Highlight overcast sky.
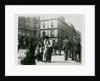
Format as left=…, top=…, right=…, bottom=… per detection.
left=64, top=15, right=84, bottom=33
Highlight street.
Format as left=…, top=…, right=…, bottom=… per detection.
left=18, top=49, right=81, bottom=65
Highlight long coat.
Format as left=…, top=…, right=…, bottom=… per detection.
left=62, top=39, right=70, bottom=53
left=46, top=46, right=53, bottom=62
left=21, top=45, right=36, bottom=65
left=73, top=40, right=80, bottom=52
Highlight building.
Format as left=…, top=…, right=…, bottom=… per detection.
left=76, top=30, right=81, bottom=41
left=40, top=16, right=77, bottom=42
left=18, top=16, right=81, bottom=44
left=18, top=16, right=40, bottom=43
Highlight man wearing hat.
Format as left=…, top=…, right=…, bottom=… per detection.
left=73, top=36, right=80, bottom=62
left=42, top=36, right=50, bottom=62
left=62, top=35, right=70, bottom=61
left=45, top=40, right=53, bottom=63
left=71, top=36, right=76, bottom=60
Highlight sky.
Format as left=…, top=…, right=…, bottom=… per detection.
left=64, top=15, right=84, bottom=33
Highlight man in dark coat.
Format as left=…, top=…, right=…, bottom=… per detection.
left=39, top=39, right=44, bottom=61
left=18, top=39, right=20, bottom=52
left=70, top=38, right=74, bottom=60
left=52, top=40, right=56, bottom=55
left=62, top=36, right=70, bottom=61
left=35, top=39, right=44, bottom=62
left=68, top=39, right=73, bottom=58
left=77, top=38, right=81, bottom=62
left=42, top=36, right=50, bottom=62
left=46, top=40, right=53, bottom=63
left=73, top=37, right=80, bottom=62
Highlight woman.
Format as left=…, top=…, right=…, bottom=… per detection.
left=21, top=39, right=36, bottom=65
left=28, top=39, right=36, bottom=65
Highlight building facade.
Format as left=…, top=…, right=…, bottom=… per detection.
left=18, top=16, right=81, bottom=44
left=18, top=16, right=40, bottom=43
left=40, top=16, right=78, bottom=42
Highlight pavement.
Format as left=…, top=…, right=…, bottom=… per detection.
left=18, top=49, right=81, bottom=65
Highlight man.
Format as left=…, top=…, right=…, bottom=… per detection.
left=59, top=41, right=62, bottom=56
left=62, top=36, right=70, bottom=61
left=46, top=40, right=53, bottom=63
left=70, top=38, right=74, bottom=60
left=77, top=38, right=81, bottom=62
left=52, top=40, right=57, bottom=55
left=73, top=37, right=80, bottom=62
left=68, top=39, right=72, bottom=58
left=18, top=40, right=20, bottom=52
left=42, top=36, right=50, bottom=62
left=36, top=39, right=44, bottom=61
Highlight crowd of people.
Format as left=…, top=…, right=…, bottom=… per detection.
left=18, top=35, right=81, bottom=65
left=18, top=34, right=37, bottom=51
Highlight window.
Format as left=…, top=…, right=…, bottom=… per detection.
left=27, top=22, right=29, bottom=27
left=36, top=24, right=39, bottom=28
left=51, top=30, right=55, bottom=37
left=61, top=24, right=63, bottom=30
left=58, top=31, right=60, bottom=37
left=51, top=22, right=54, bottom=27
left=22, top=21, right=24, bottom=26
left=27, top=17, right=30, bottom=27
left=27, top=17, right=30, bottom=21
left=19, top=20, right=23, bottom=26
left=47, top=24, right=49, bottom=28
left=47, top=31, right=49, bottom=36
left=43, top=23, right=45, bottom=28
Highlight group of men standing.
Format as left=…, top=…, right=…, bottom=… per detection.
left=62, top=36, right=81, bottom=62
